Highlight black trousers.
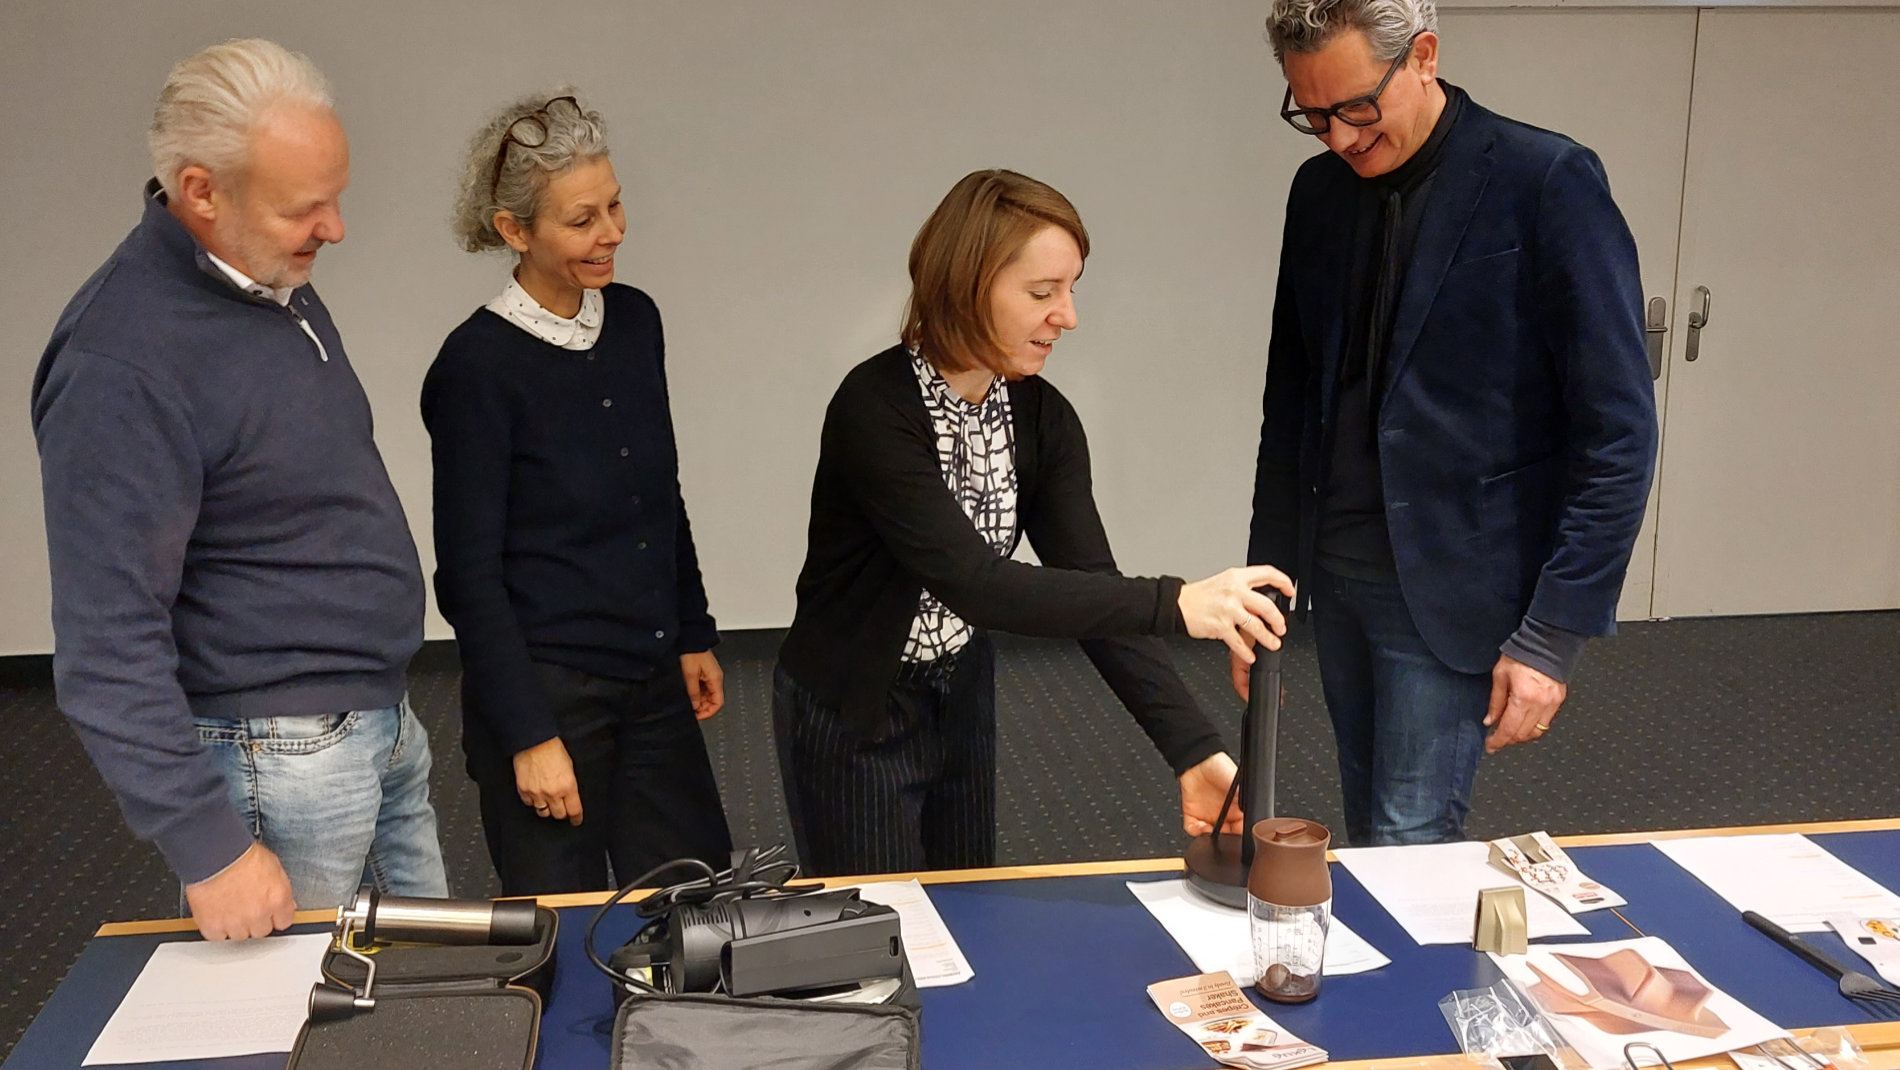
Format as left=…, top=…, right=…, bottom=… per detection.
left=773, top=633, right=997, bottom=878
left=464, top=661, right=732, bottom=896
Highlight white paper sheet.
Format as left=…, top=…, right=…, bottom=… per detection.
left=1828, top=914, right=1900, bottom=985
left=1651, top=834, right=1900, bottom=933
left=1126, top=879, right=1390, bottom=983
left=1490, top=936, right=1787, bottom=1069
left=83, top=933, right=329, bottom=1065
left=846, top=879, right=975, bottom=987
left=1333, top=842, right=1589, bottom=946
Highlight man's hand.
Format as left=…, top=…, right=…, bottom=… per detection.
left=1230, top=649, right=1251, bottom=700
left=1179, top=752, right=1245, bottom=837
left=185, top=842, right=297, bottom=940
left=1484, top=654, right=1568, bottom=753
left=514, top=736, right=584, bottom=825
left=681, top=651, right=724, bottom=721
left=1227, top=650, right=1292, bottom=707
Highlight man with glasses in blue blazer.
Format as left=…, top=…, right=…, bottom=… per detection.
left=1241, top=0, right=1658, bottom=845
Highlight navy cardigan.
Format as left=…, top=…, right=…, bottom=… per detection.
left=422, top=284, right=717, bottom=756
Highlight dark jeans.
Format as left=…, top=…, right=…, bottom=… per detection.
left=1309, top=568, right=1491, bottom=846
left=773, top=633, right=997, bottom=878
left=464, top=661, right=732, bottom=896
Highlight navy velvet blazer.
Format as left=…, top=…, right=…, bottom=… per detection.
left=1248, top=95, right=1659, bottom=675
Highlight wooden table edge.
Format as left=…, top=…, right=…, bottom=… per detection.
left=96, top=817, right=1900, bottom=936
left=1318, top=1018, right=1900, bottom=1070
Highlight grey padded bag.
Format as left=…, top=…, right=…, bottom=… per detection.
left=610, top=992, right=920, bottom=1070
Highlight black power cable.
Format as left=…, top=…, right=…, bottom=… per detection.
left=583, top=844, right=820, bottom=994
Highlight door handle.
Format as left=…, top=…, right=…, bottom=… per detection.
left=1645, top=297, right=1668, bottom=380
left=1684, top=285, right=1712, bottom=362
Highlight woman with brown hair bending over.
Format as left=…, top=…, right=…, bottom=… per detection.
left=774, top=169, right=1294, bottom=877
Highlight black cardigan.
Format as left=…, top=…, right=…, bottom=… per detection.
left=778, top=345, right=1225, bottom=775
left=421, top=284, right=717, bottom=756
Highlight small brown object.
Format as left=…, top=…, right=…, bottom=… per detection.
left=1247, top=819, right=1332, bottom=907
left=1475, top=885, right=1530, bottom=955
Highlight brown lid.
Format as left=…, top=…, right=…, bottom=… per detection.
left=1247, top=818, right=1332, bottom=907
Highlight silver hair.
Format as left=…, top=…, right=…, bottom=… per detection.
left=148, top=39, right=334, bottom=198
left=1265, top=0, right=1438, bottom=65
left=451, top=91, right=609, bottom=254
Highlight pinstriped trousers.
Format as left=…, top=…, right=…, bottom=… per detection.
left=772, top=633, right=997, bottom=878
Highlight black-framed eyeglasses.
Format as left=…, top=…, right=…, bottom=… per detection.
left=1279, top=33, right=1423, bottom=135
left=489, top=96, right=580, bottom=199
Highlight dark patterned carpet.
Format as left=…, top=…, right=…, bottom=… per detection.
left=1, top=612, right=1896, bottom=1059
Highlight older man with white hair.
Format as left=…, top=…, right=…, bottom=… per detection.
left=32, top=38, right=447, bottom=939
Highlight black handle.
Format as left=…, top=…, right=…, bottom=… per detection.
left=307, top=982, right=364, bottom=1023
left=1742, top=910, right=1851, bottom=980
left=1252, top=590, right=1289, bottom=676
left=1238, top=590, right=1291, bottom=869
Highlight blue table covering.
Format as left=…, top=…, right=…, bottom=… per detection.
left=10, top=831, right=1898, bottom=1070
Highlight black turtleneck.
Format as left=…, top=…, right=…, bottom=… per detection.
left=1316, top=82, right=1466, bottom=583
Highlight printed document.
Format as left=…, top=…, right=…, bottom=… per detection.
left=84, top=932, right=329, bottom=1065
left=847, top=879, right=975, bottom=986
left=1127, top=878, right=1389, bottom=982
left=1334, top=842, right=1589, bottom=945
left=1490, top=936, right=1787, bottom=1069
left=1652, top=834, right=1900, bottom=932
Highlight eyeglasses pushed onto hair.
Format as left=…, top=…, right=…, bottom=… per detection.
left=1279, top=33, right=1423, bottom=135
left=489, top=96, right=581, bottom=198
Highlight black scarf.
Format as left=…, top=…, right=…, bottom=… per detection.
left=1355, top=82, right=1466, bottom=434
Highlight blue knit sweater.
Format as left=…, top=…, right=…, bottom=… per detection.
left=31, top=184, right=425, bottom=884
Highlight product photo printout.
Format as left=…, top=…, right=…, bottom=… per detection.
left=1488, top=936, right=1788, bottom=1068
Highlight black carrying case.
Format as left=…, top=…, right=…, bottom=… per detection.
left=285, top=905, right=559, bottom=1070
left=610, top=991, right=921, bottom=1070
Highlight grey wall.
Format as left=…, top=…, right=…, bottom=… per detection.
left=1, top=0, right=1304, bottom=651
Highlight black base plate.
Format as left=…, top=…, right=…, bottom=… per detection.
left=1182, top=833, right=1248, bottom=909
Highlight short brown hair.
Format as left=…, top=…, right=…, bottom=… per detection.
left=902, top=169, right=1090, bottom=377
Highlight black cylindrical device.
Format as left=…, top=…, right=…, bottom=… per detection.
left=1181, top=589, right=1291, bottom=907
left=663, top=891, right=868, bottom=993
left=1238, top=621, right=1286, bottom=870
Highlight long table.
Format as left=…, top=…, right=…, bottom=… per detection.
left=9, top=819, right=1900, bottom=1070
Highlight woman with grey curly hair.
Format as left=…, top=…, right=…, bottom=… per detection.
left=421, top=92, right=732, bottom=895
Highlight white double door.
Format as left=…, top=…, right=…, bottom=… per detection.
left=1441, top=7, right=1900, bottom=619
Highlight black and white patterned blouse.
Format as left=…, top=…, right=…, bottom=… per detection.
left=902, top=352, right=1018, bottom=663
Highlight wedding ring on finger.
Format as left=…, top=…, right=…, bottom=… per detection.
left=1534, top=723, right=1550, bottom=733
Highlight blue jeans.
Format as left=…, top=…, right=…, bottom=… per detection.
left=194, top=698, right=448, bottom=909
left=1309, top=568, right=1492, bottom=846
